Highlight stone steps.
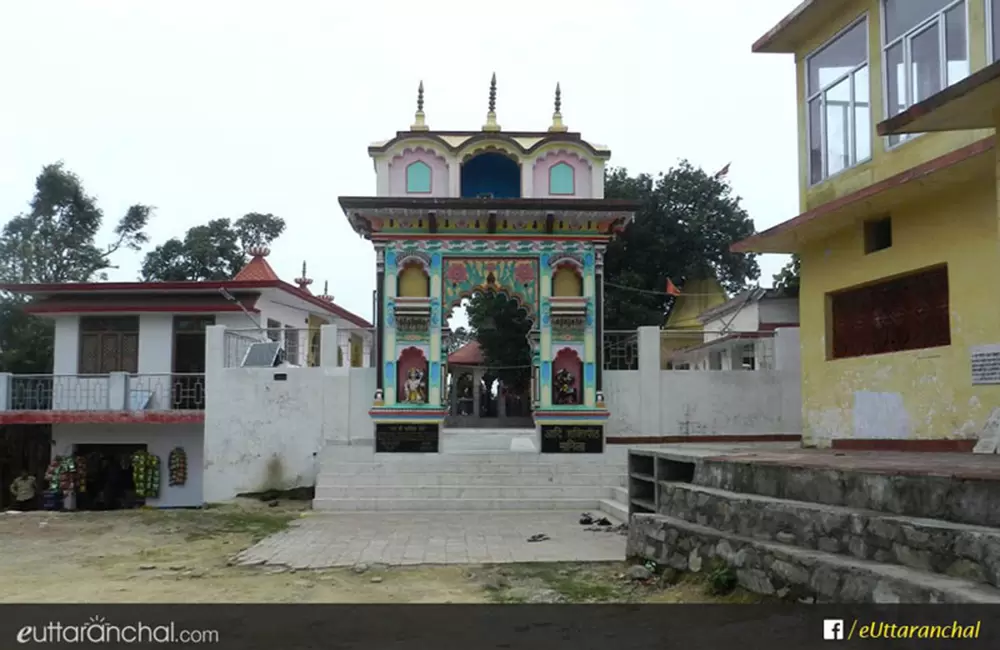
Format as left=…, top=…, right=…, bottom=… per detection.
left=315, top=485, right=612, bottom=499
left=658, top=481, right=1000, bottom=589
left=628, top=514, right=1000, bottom=604
left=317, top=462, right=625, bottom=475
left=693, top=456, right=1000, bottom=528
left=316, top=472, right=623, bottom=487
left=312, top=497, right=610, bottom=512
left=599, top=497, right=629, bottom=522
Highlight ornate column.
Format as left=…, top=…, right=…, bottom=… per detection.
left=375, top=247, right=385, bottom=396
left=595, top=245, right=605, bottom=398
left=539, top=254, right=553, bottom=407
left=383, top=247, right=398, bottom=405
left=583, top=248, right=597, bottom=407
left=428, top=252, right=443, bottom=405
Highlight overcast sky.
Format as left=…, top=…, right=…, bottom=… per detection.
left=0, top=0, right=801, bottom=324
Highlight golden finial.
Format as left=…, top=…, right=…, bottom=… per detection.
left=483, top=72, right=501, bottom=132
left=549, top=82, right=567, bottom=132
left=411, top=80, right=428, bottom=131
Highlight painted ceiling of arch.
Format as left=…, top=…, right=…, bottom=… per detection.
left=443, top=258, right=538, bottom=321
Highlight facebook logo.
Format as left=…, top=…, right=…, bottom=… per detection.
left=823, top=620, right=845, bottom=640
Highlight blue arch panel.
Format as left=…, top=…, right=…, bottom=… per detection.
left=406, top=161, right=432, bottom=193
left=549, top=162, right=575, bottom=195
left=460, top=153, right=521, bottom=198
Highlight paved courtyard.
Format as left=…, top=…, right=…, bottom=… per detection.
left=234, top=511, right=627, bottom=569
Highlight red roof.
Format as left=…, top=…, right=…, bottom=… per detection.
left=233, top=256, right=280, bottom=282
left=448, top=341, right=484, bottom=365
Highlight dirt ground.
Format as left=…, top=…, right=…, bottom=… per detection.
left=0, top=500, right=763, bottom=604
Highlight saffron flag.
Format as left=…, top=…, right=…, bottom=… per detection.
left=714, top=163, right=731, bottom=179
left=666, top=279, right=681, bottom=296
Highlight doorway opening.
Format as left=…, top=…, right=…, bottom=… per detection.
left=172, top=316, right=213, bottom=410
left=74, top=443, right=147, bottom=511
left=444, top=291, right=533, bottom=429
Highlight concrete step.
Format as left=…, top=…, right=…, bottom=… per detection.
left=317, top=462, right=626, bottom=475
left=599, top=498, right=629, bottom=522
left=312, top=497, right=605, bottom=512
left=627, top=514, right=1000, bottom=604
left=610, top=486, right=628, bottom=505
left=316, top=472, right=622, bottom=487
left=314, top=485, right=611, bottom=499
left=658, top=481, right=1000, bottom=589
left=687, top=454, right=1000, bottom=528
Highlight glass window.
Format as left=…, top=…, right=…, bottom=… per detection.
left=405, top=161, right=431, bottom=193
left=806, top=17, right=870, bottom=184
left=549, top=162, right=574, bottom=195
left=882, top=0, right=967, bottom=147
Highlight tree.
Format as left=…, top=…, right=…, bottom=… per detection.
left=0, top=163, right=152, bottom=373
left=465, top=291, right=532, bottom=392
left=140, top=213, right=286, bottom=281
left=446, top=325, right=475, bottom=353
left=772, top=255, right=800, bottom=296
left=602, top=162, right=760, bottom=330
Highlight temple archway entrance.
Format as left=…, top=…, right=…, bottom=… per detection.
left=445, top=293, right=534, bottom=429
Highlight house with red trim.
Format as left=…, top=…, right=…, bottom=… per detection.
left=0, top=247, right=371, bottom=508
left=666, top=289, right=800, bottom=371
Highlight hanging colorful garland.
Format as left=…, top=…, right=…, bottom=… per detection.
left=131, top=451, right=161, bottom=498
left=168, top=447, right=187, bottom=486
left=45, top=456, right=84, bottom=495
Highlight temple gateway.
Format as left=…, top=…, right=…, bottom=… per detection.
left=338, top=77, right=638, bottom=452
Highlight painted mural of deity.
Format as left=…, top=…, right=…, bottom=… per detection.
left=403, top=367, right=427, bottom=404
left=554, top=368, right=577, bottom=405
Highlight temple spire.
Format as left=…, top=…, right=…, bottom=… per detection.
left=483, top=73, right=501, bottom=132
left=548, top=82, right=567, bottom=132
left=318, top=280, right=334, bottom=302
left=294, top=261, right=313, bottom=291
left=410, top=80, right=428, bottom=131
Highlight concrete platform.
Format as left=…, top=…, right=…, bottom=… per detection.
left=235, top=511, right=627, bottom=569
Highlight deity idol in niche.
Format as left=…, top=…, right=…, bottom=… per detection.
left=554, top=368, right=577, bottom=405
left=403, top=367, right=427, bottom=403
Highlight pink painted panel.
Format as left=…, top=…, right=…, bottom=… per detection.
left=388, top=148, right=449, bottom=197
left=532, top=151, right=593, bottom=198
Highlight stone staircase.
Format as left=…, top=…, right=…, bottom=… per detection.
left=625, top=447, right=1000, bottom=603
left=312, top=429, right=628, bottom=517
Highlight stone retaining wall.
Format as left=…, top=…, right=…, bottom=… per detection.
left=627, top=514, right=1000, bottom=604
left=695, top=460, right=1000, bottom=528
left=659, top=482, right=1000, bottom=588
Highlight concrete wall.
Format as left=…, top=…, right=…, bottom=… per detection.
left=51, top=423, right=204, bottom=508
left=759, top=298, right=799, bottom=325
left=800, top=181, right=998, bottom=446
left=606, top=326, right=802, bottom=439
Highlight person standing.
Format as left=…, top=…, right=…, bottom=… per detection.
left=9, top=470, right=37, bottom=511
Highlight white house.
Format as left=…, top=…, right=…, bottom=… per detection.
left=0, top=247, right=372, bottom=509
left=667, top=288, right=800, bottom=371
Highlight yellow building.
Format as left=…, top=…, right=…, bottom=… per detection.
left=733, top=0, right=1000, bottom=450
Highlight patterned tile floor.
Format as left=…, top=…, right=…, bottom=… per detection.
left=235, top=511, right=626, bottom=569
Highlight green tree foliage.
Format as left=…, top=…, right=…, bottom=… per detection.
left=465, top=292, right=532, bottom=391
left=602, top=162, right=760, bottom=330
left=446, top=325, right=475, bottom=354
left=0, top=163, right=152, bottom=372
left=772, top=254, right=800, bottom=295
left=140, top=213, right=286, bottom=281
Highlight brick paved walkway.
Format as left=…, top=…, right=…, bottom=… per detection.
left=235, top=511, right=627, bottom=569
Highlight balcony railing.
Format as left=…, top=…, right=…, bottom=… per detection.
left=4, top=373, right=205, bottom=412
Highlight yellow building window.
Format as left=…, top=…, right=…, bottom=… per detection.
left=806, top=17, right=870, bottom=184
left=882, top=0, right=969, bottom=147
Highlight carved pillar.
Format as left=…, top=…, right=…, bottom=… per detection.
left=595, top=245, right=605, bottom=394
left=375, top=248, right=385, bottom=393
left=473, top=367, right=483, bottom=419
left=539, top=254, right=553, bottom=407
left=383, top=247, right=398, bottom=405
left=583, top=247, right=597, bottom=407
left=429, top=252, right=443, bottom=405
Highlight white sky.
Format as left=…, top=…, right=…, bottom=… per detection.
left=0, top=0, right=802, bottom=325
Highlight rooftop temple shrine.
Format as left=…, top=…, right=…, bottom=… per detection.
left=338, top=76, right=639, bottom=453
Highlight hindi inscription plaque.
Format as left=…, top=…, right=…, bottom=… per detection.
left=540, top=425, right=604, bottom=453
left=375, top=423, right=440, bottom=453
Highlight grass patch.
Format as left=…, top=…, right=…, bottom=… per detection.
left=181, top=511, right=295, bottom=542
